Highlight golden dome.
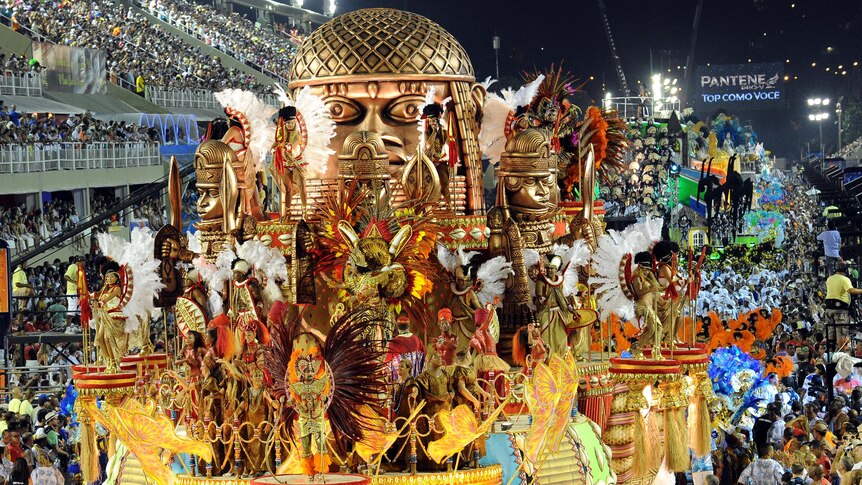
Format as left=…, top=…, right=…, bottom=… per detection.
left=289, top=8, right=474, bottom=86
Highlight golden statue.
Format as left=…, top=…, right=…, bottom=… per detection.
left=91, top=266, right=132, bottom=373
left=402, top=102, right=457, bottom=210
left=489, top=128, right=558, bottom=329
left=653, top=241, right=684, bottom=348
left=288, top=8, right=487, bottom=213
left=271, top=105, right=307, bottom=220
left=629, top=251, right=663, bottom=359
left=534, top=255, right=575, bottom=356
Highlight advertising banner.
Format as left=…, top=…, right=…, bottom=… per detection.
left=32, top=42, right=107, bottom=95
left=695, top=62, right=784, bottom=111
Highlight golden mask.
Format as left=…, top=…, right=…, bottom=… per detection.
left=497, top=129, right=557, bottom=219
left=193, top=140, right=240, bottom=222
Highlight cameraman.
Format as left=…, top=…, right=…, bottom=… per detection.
left=825, top=262, right=862, bottom=348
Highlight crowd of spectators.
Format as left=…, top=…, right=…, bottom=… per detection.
left=0, top=103, right=158, bottom=147
left=692, top=169, right=862, bottom=485
left=2, top=0, right=267, bottom=93
left=1, top=52, right=43, bottom=76
left=0, top=387, right=78, bottom=484
left=0, top=200, right=80, bottom=252
left=143, top=0, right=299, bottom=81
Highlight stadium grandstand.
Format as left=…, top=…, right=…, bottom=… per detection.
left=0, top=1, right=331, bottom=473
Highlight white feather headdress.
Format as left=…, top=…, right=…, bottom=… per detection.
left=236, top=239, right=288, bottom=302
left=197, top=247, right=237, bottom=316
left=588, top=230, right=646, bottom=321
left=273, top=84, right=337, bottom=177
left=621, top=215, right=664, bottom=249
left=558, top=239, right=592, bottom=298
left=215, top=88, right=278, bottom=172
left=479, top=74, right=545, bottom=165
left=475, top=256, right=513, bottom=306
left=436, top=244, right=480, bottom=274
left=96, top=227, right=165, bottom=332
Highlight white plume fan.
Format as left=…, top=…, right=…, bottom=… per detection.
left=273, top=84, right=337, bottom=177
left=475, top=255, right=513, bottom=306
left=236, top=239, right=288, bottom=301
left=558, top=239, right=592, bottom=298
left=96, top=228, right=165, bottom=332
left=436, top=244, right=480, bottom=274
left=588, top=230, right=646, bottom=321
left=198, top=247, right=237, bottom=316
left=479, top=74, right=545, bottom=165
left=214, top=88, right=278, bottom=172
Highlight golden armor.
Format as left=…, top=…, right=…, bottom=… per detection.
left=629, top=253, right=664, bottom=359
left=288, top=8, right=487, bottom=213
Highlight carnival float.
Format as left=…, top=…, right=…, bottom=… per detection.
left=68, top=8, right=741, bottom=485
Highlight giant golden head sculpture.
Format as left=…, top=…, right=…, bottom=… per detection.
left=289, top=8, right=486, bottom=213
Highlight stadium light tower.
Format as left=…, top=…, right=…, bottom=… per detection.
left=807, top=97, right=830, bottom=159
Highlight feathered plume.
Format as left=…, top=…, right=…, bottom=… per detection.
left=475, top=256, right=513, bottom=306
left=214, top=88, right=278, bottom=172
left=500, top=75, right=545, bottom=111
left=186, top=231, right=201, bottom=254
left=480, top=76, right=497, bottom=90
left=236, top=239, right=288, bottom=300
left=198, top=247, right=236, bottom=316
left=560, top=239, right=591, bottom=298
left=622, top=215, right=664, bottom=248
left=588, top=230, right=647, bottom=320
left=479, top=75, right=545, bottom=165
left=294, top=86, right=337, bottom=177
left=96, top=228, right=165, bottom=332
left=436, top=244, right=480, bottom=274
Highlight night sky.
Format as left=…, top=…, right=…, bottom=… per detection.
left=286, top=0, right=862, bottom=158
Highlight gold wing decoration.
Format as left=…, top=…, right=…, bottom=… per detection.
left=427, top=402, right=506, bottom=464
left=522, top=362, right=560, bottom=464
left=83, top=398, right=213, bottom=485
left=547, top=353, right=579, bottom=452
left=353, top=403, right=426, bottom=464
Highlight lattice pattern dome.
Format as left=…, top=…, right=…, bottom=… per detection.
left=289, top=8, right=474, bottom=84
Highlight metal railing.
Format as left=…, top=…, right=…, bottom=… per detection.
left=605, top=96, right=681, bottom=119
left=0, top=70, right=43, bottom=97
left=145, top=86, right=278, bottom=110
left=0, top=141, right=162, bottom=174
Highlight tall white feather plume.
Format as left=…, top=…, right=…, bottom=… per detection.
left=96, top=228, right=165, bottom=332
left=523, top=248, right=540, bottom=270
left=294, top=86, right=336, bottom=177
left=561, top=240, right=592, bottom=297
left=186, top=231, right=201, bottom=254
left=214, top=89, right=278, bottom=172
left=236, top=239, right=288, bottom=300
left=273, top=83, right=291, bottom=108
left=480, top=76, right=497, bottom=91
left=479, top=75, right=545, bottom=166
left=622, top=215, right=664, bottom=248
left=199, top=247, right=236, bottom=316
left=500, top=74, right=545, bottom=110
left=479, top=93, right=511, bottom=166
left=436, top=244, right=480, bottom=274
left=589, top=230, right=645, bottom=321
left=475, top=256, right=513, bottom=306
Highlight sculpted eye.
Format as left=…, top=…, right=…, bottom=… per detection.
left=325, top=96, right=364, bottom=124
left=385, top=95, right=425, bottom=124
